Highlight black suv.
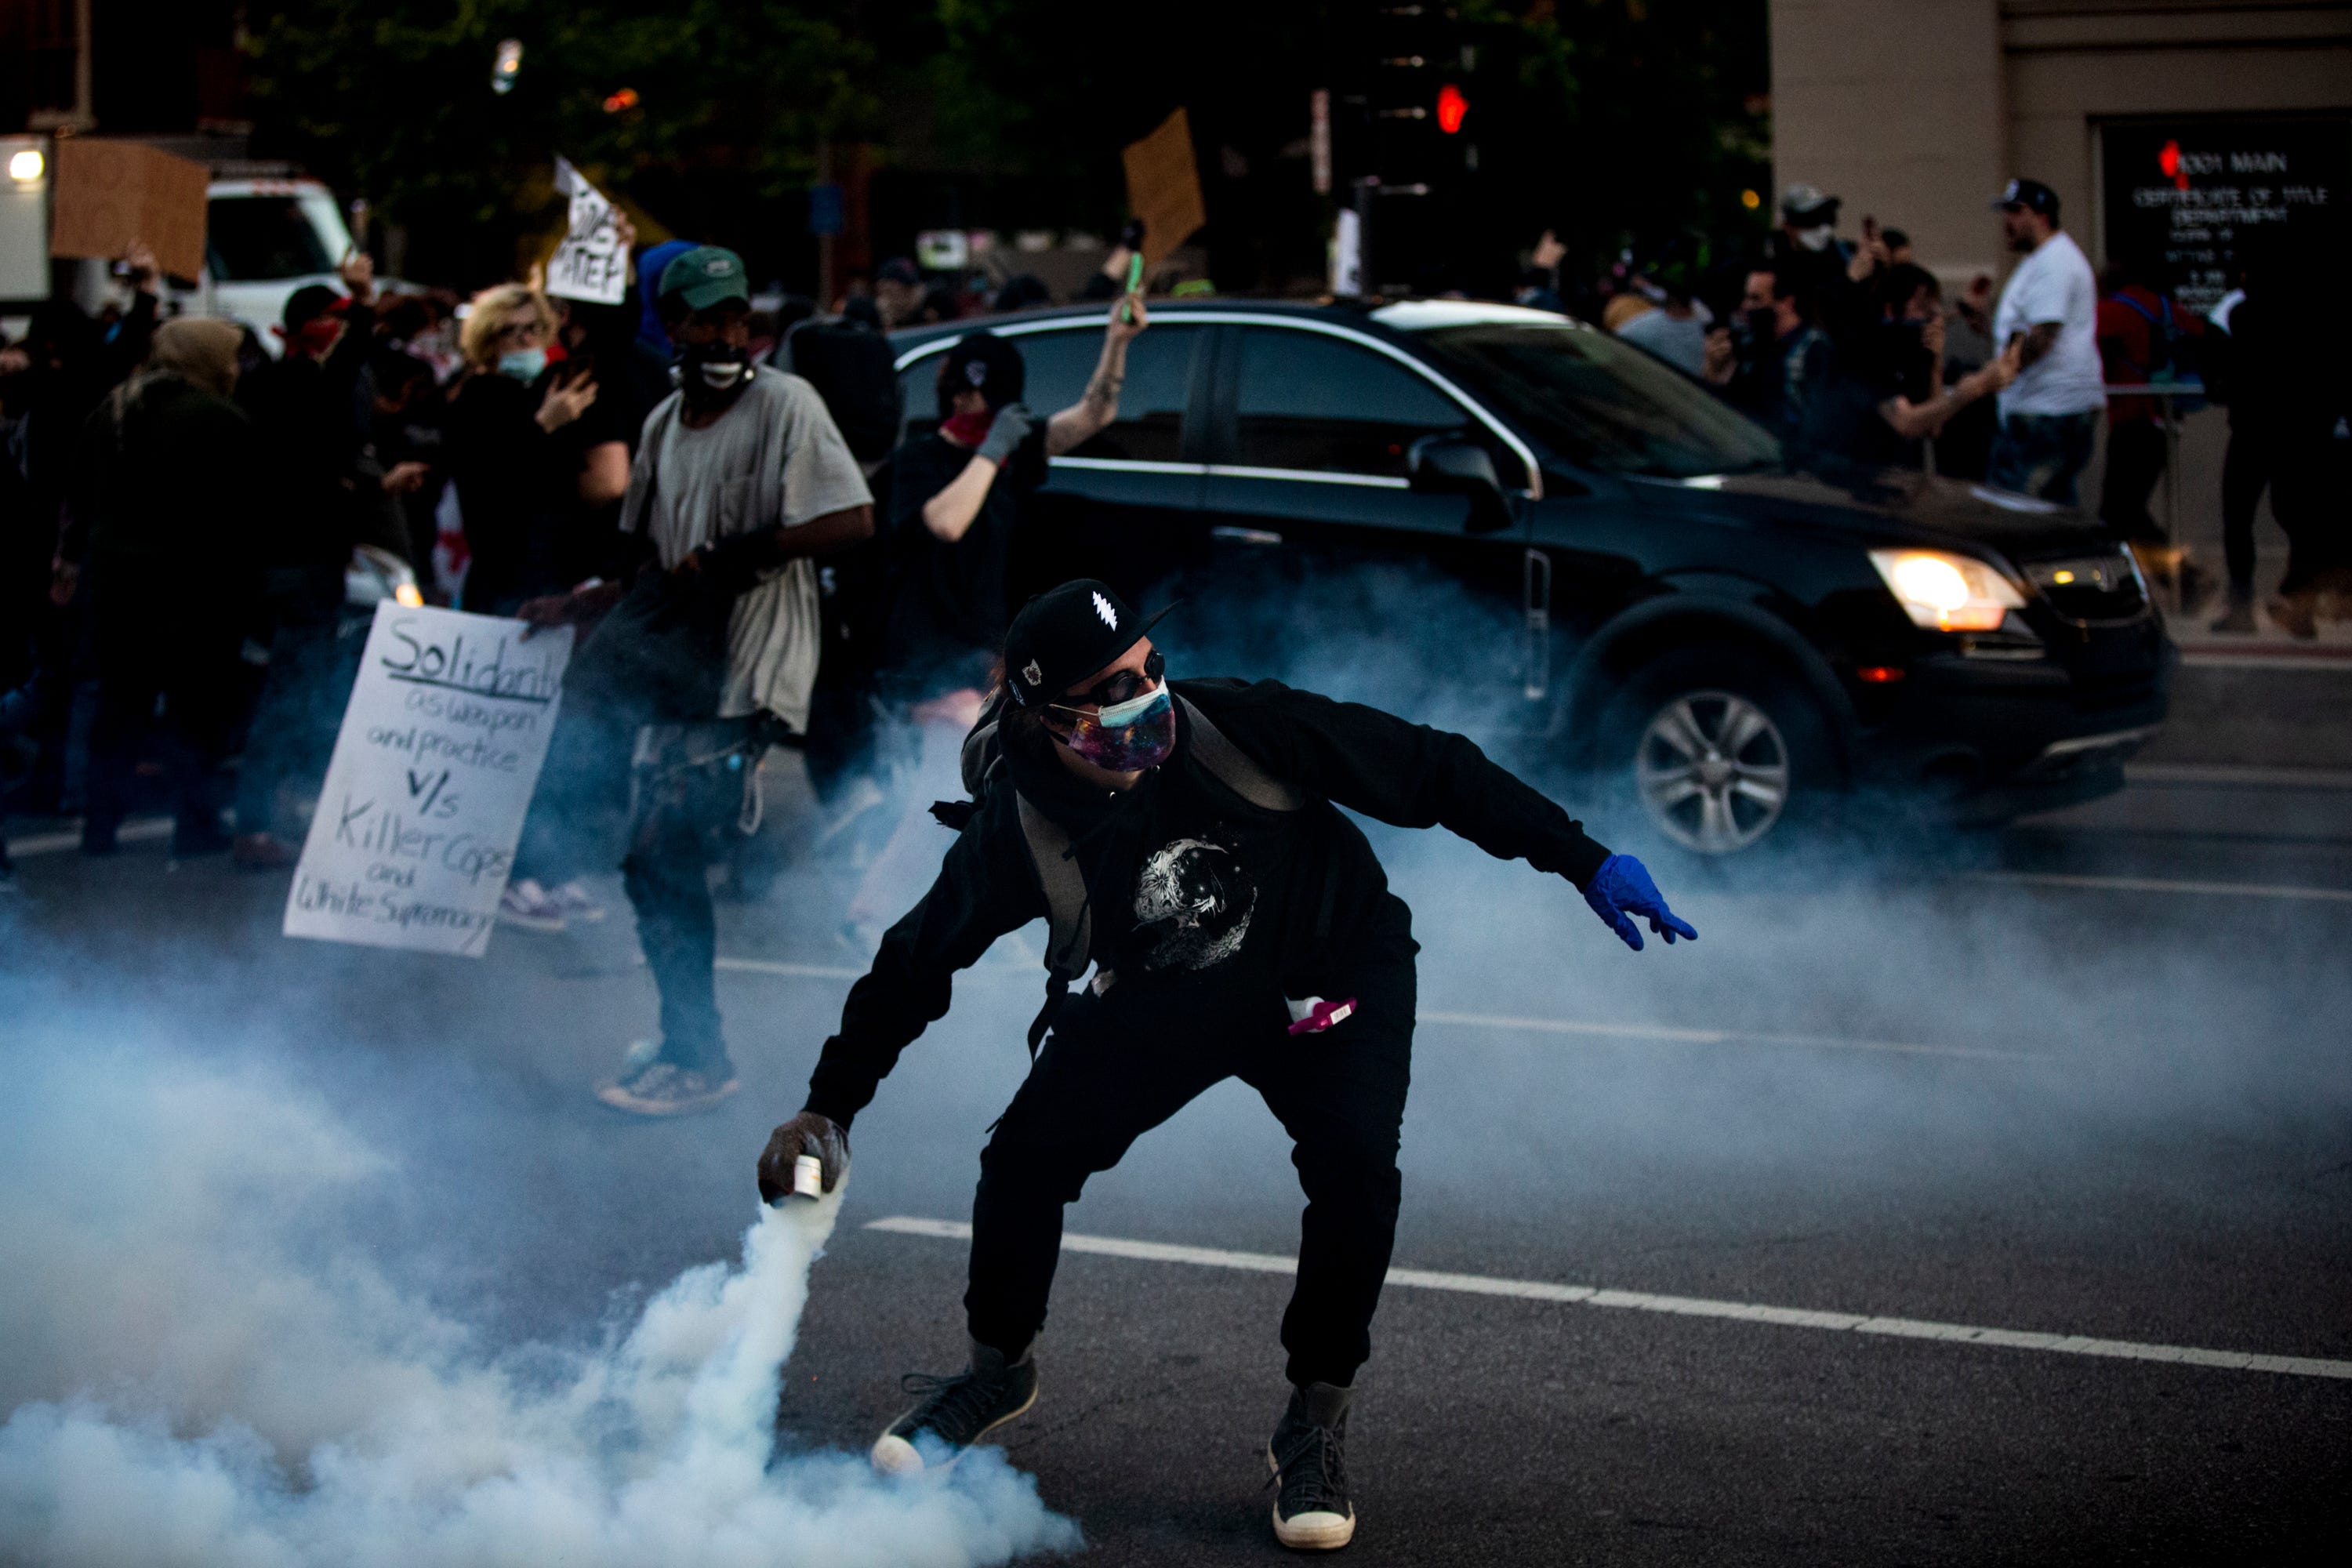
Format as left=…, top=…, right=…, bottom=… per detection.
left=889, top=300, right=2172, bottom=858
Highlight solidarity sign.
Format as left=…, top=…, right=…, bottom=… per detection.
left=545, top=154, right=630, bottom=305
left=284, top=604, right=572, bottom=956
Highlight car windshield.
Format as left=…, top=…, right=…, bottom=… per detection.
left=1408, top=321, right=1782, bottom=481
left=206, top=195, right=340, bottom=282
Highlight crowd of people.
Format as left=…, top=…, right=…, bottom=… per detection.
left=4, top=176, right=2346, bottom=912
left=0, top=214, right=1160, bottom=1116
left=1579, top=179, right=2349, bottom=636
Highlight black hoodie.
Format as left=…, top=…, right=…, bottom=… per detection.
left=802, top=677, right=1612, bottom=1127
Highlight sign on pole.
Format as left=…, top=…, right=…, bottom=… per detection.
left=1121, top=109, right=1207, bottom=265
left=285, top=604, right=572, bottom=957
left=49, top=139, right=209, bottom=282
left=545, top=155, right=630, bottom=304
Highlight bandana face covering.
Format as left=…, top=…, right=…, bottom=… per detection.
left=940, top=409, right=994, bottom=447
left=1054, top=683, right=1175, bottom=772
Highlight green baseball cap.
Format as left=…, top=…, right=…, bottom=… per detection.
left=657, top=245, right=751, bottom=313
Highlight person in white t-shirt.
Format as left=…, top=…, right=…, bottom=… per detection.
left=1986, top=179, right=2107, bottom=504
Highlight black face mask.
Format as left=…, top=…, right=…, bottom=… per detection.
left=676, top=339, right=751, bottom=404
left=1740, top=307, right=1780, bottom=348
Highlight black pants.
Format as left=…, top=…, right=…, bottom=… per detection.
left=85, top=586, right=242, bottom=841
left=967, top=953, right=1416, bottom=1389
left=2099, top=422, right=2170, bottom=546
left=235, top=565, right=347, bottom=836
left=2220, top=429, right=2276, bottom=597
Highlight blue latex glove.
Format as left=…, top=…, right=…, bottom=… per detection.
left=1582, top=855, right=1698, bottom=952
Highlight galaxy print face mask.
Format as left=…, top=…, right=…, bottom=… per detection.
left=1050, top=683, right=1175, bottom=772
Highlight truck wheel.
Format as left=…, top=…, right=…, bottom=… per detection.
left=1598, top=648, right=1834, bottom=858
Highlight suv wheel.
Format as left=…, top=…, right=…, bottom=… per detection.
left=1599, top=649, right=1833, bottom=858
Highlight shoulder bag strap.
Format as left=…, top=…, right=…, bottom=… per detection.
left=1177, top=695, right=1305, bottom=811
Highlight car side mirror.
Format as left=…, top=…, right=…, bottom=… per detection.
left=1408, top=434, right=1514, bottom=533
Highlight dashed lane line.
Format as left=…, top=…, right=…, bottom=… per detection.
left=1963, top=870, right=2352, bottom=902
left=1414, top=1010, right=2036, bottom=1063
left=8, top=817, right=173, bottom=857
left=865, top=1216, right=2352, bottom=1384
left=708, top=958, right=2038, bottom=1064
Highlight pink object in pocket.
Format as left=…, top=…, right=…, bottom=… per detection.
left=1285, top=996, right=1359, bottom=1036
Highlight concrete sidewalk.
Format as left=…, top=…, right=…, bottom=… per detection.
left=2149, top=645, right=2352, bottom=771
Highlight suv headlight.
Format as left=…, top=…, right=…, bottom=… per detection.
left=1868, top=549, right=2024, bottom=633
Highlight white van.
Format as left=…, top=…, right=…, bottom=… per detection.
left=164, top=176, right=361, bottom=354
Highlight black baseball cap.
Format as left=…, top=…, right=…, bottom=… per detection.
left=282, top=284, right=347, bottom=331
left=1003, top=579, right=1174, bottom=708
left=1994, top=178, right=2060, bottom=218
left=938, top=329, right=1026, bottom=413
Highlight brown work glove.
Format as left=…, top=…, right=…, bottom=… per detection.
left=757, top=1109, right=851, bottom=1203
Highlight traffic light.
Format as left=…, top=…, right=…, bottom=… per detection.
left=1436, top=84, right=1468, bottom=134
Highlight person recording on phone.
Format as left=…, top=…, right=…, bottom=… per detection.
left=759, top=578, right=1697, bottom=1552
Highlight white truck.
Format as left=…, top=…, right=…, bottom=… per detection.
left=1, top=138, right=375, bottom=355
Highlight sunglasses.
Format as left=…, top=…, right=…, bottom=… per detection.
left=1047, top=648, right=1165, bottom=717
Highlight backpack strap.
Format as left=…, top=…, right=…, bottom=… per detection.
left=1178, top=695, right=1305, bottom=811
left=1014, top=790, right=1091, bottom=1054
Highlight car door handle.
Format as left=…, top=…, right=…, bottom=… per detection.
left=1210, top=526, right=1284, bottom=546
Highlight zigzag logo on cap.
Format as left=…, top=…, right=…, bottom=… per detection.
left=1092, top=591, right=1118, bottom=630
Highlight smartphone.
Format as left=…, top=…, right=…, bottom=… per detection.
left=1122, top=252, right=1144, bottom=323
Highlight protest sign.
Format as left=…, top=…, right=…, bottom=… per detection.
left=49, top=139, right=209, bottom=282
left=285, top=604, right=572, bottom=957
left=545, top=155, right=630, bottom=304
left=1121, top=109, right=1207, bottom=266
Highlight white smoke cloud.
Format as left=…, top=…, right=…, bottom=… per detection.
left=0, top=1040, right=1080, bottom=1568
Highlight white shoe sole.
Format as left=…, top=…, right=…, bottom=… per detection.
left=1267, top=1447, right=1356, bottom=1551
left=593, top=1076, right=741, bottom=1117
left=869, top=1377, right=1039, bottom=1475
left=498, top=906, right=566, bottom=933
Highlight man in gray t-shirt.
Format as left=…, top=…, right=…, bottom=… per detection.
left=521, top=245, right=873, bottom=1116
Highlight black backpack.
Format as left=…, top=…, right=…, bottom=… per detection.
left=942, top=690, right=1307, bottom=1051
left=776, top=316, right=902, bottom=463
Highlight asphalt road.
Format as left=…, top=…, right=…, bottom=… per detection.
left=5, top=760, right=2350, bottom=1565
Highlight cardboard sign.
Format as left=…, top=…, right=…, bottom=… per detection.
left=1121, top=109, right=1207, bottom=265
left=285, top=604, right=572, bottom=957
left=49, top=139, right=209, bottom=282
left=544, top=155, right=630, bottom=304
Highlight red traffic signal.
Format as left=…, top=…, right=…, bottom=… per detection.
left=1436, top=83, right=1468, bottom=134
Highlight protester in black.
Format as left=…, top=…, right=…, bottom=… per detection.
left=231, top=252, right=401, bottom=866
left=1795, top=265, right=2018, bottom=474
left=759, top=579, right=1697, bottom=1552
left=442, top=282, right=615, bottom=617
left=843, top=291, right=1149, bottom=940
left=62, top=320, right=256, bottom=855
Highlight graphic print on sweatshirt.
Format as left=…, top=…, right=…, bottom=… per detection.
left=1134, top=833, right=1258, bottom=972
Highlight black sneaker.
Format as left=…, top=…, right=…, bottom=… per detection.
left=870, top=1338, right=1039, bottom=1475
left=1267, top=1381, right=1356, bottom=1551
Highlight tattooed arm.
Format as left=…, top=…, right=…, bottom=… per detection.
left=1045, top=289, right=1149, bottom=456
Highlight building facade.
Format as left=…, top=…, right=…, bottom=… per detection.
left=1769, top=0, right=2351, bottom=299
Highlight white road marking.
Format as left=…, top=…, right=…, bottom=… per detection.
left=864, top=1217, right=2352, bottom=1383
left=2129, top=762, right=2352, bottom=791
left=715, top=956, right=864, bottom=982
left=1416, top=1011, right=2036, bottom=1063
left=1965, top=870, right=2352, bottom=903
left=7, top=818, right=173, bottom=857
left=708, top=958, right=2032, bottom=1064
